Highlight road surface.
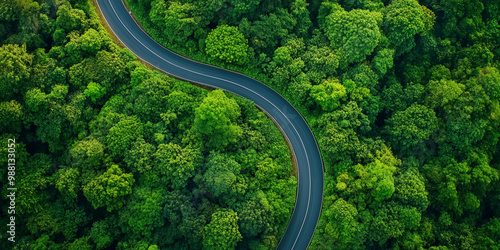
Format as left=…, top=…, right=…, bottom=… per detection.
left=96, top=0, right=324, bottom=248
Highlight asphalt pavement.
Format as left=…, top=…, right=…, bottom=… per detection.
left=96, top=0, right=324, bottom=248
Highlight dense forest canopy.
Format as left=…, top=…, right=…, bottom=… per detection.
left=1, top=0, right=500, bottom=249
left=122, top=0, right=500, bottom=248
left=0, top=0, right=296, bottom=249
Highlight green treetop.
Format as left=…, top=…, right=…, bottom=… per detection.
left=83, top=165, right=135, bottom=212
left=203, top=209, right=242, bottom=250
left=193, top=89, right=242, bottom=149
left=324, top=6, right=383, bottom=64
left=205, top=24, right=249, bottom=65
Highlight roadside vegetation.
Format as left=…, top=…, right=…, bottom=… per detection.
left=1, top=0, right=500, bottom=249
left=0, top=0, right=295, bottom=249
left=125, top=0, right=500, bottom=249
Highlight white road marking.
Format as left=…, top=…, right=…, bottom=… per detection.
left=99, top=0, right=313, bottom=248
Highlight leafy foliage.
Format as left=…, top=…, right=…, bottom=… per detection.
left=324, top=5, right=383, bottom=63
left=205, top=24, right=249, bottom=65
left=202, top=209, right=243, bottom=250
left=193, top=89, right=243, bottom=149
left=83, top=165, right=135, bottom=212
left=3, top=0, right=500, bottom=249
left=0, top=2, right=295, bottom=249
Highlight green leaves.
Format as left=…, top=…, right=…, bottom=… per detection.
left=154, top=143, right=200, bottom=189
left=84, top=81, right=107, bottom=103
left=83, top=165, right=135, bottom=212
left=55, top=3, right=85, bottom=33
left=107, top=116, right=144, bottom=158
left=202, top=151, right=242, bottom=199
left=323, top=198, right=360, bottom=247
left=55, top=167, right=80, bottom=200
left=193, top=90, right=242, bottom=149
left=70, top=138, right=104, bottom=169
left=122, top=187, right=167, bottom=237
left=205, top=24, right=249, bottom=65
left=311, top=78, right=347, bottom=111
left=235, top=191, right=272, bottom=238
left=202, top=209, right=242, bottom=250
left=479, top=67, right=500, bottom=100
left=383, top=0, right=435, bottom=52
left=150, top=0, right=201, bottom=45
left=371, top=49, right=394, bottom=77
left=0, top=44, right=32, bottom=100
left=393, top=168, right=429, bottom=211
left=386, top=104, right=438, bottom=153
left=80, top=29, right=104, bottom=56
left=0, top=100, right=22, bottom=133
left=15, top=152, right=51, bottom=215
left=324, top=6, right=383, bottom=64
left=425, top=79, right=465, bottom=109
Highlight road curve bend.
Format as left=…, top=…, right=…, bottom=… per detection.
left=96, top=0, right=324, bottom=248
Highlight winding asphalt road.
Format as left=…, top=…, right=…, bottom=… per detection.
left=96, top=0, right=324, bottom=248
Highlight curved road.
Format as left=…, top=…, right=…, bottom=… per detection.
left=96, top=0, right=324, bottom=248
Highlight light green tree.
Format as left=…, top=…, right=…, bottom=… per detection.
left=107, top=116, right=143, bottom=158
left=154, top=143, right=200, bottom=189
left=55, top=3, right=85, bottom=32
left=310, top=78, right=347, bottom=111
left=479, top=67, right=500, bottom=100
left=324, top=198, right=361, bottom=247
left=80, top=28, right=104, bottom=56
left=84, top=81, right=107, bottom=103
left=394, top=168, right=429, bottom=211
left=203, top=209, right=242, bottom=250
left=206, top=24, right=249, bottom=65
left=55, top=167, right=80, bottom=201
left=149, top=0, right=201, bottom=44
left=425, top=79, right=465, bottom=109
left=372, top=49, right=394, bottom=77
left=83, top=165, right=135, bottom=212
left=193, top=90, right=242, bottom=149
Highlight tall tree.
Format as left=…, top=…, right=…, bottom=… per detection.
left=106, top=116, right=144, bottom=158
left=203, top=209, right=242, bottom=250
left=383, top=0, right=435, bottom=54
left=310, top=78, right=347, bottom=111
left=205, top=25, right=249, bottom=65
left=324, top=6, right=383, bottom=63
left=83, top=165, right=135, bottom=212
left=202, top=152, right=242, bottom=199
left=386, top=104, right=438, bottom=154
left=193, top=90, right=242, bottom=150
left=0, top=44, right=32, bottom=101
left=154, top=143, right=201, bottom=189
